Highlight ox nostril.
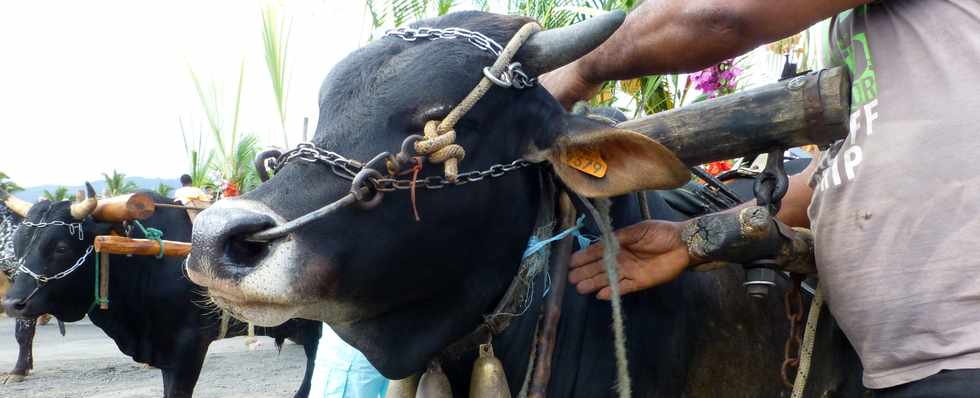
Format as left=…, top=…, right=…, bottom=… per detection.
left=215, top=211, right=276, bottom=269
left=225, top=236, right=270, bottom=268
left=2, top=297, right=25, bottom=314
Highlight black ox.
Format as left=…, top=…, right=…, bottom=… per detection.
left=187, top=11, right=863, bottom=397
left=0, top=186, right=322, bottom=398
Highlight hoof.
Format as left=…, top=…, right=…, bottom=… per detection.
left=0, top=372, right=27, bottom=384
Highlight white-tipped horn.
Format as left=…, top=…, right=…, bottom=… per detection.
left=516, top=10, right=626, bottom=77
left=70, top=182, right=98, bottom=220
left=0, top=187, right=33, bottom=218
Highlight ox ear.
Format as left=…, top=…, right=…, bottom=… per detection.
left=524, top=115, right=689, bottom=198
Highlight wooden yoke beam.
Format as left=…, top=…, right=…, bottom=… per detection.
left=619, top=66, right=850, bottom=166
left=93, top=192, right=156, bottom=222
left=94, top=235, right=191, bottom=257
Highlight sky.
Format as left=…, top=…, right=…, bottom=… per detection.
left=0, top=0, right=372, bottom=187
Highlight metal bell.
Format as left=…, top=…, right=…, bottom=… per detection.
left=385, top=373, right=419, bottom=398
left=469, top=344, right=511, bottom=398
left=417, top=360, right=453, bottom=398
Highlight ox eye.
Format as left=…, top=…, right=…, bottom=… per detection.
left=54, top=245, right=70, bottom=255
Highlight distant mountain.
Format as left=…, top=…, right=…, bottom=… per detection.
left=18, top=177, right=181, bottom=202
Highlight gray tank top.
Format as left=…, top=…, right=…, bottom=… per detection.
left=809, top=0, right=980, bottom=389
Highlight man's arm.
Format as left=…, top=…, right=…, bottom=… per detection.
left=542, top=0, right=869, bottom=108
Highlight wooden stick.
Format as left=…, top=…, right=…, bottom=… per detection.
left=619, top=66, right=850, bottom=166
left=93, top=193, right=156, bottom=222
left=94, top=236, right=191, bottom=257
left=527, top=193, right=576, bottom=398
left=99, top=252, right=110, bottom=310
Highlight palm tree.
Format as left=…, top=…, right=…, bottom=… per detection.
left=156, top=183, right=175, bottom=198
left=102, top=170, right=139, bottom=197
left=0, top=171, right=22, bottom=193
left=42, top=186, right=70, bottom=202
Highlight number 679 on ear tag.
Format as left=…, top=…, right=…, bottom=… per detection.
left=565, top=148, right=608, bottom=178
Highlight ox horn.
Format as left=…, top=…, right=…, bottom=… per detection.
left=70, top=182, right=98, bottom=220
left=517, top=10, right=626, bottom=77
left=0, top=187, right=33, bottom=218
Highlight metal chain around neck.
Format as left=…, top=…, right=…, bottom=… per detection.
left=268, top=142, right=531, bottom=192
left=17, top=245, right=94, bottom=284
left=384, top=26, right=536, bottom=89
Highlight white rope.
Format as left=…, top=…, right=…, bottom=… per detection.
left=584, top=198, right=631, bottom=398
left=791, top=285, right=824, bottom=398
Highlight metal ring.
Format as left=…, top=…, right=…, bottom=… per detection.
left=483, top=67, right=512, bottom=88
left=254, top=148, right=283, bottom=182
left=350, top=169, right=384, bottom=210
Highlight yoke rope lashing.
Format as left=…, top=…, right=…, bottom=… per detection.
left=132, top=220, right=165, bottom=259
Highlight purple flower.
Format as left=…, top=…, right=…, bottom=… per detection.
left=690, top=59, right=741, bottom=98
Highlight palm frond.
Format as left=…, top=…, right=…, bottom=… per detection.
left=42, top=186, right=70, bottom=202
left=261, top=5, right=291, bottom=147
left=0, top=171, right=22, bottom=193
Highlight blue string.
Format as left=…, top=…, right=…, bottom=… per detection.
left=523, top=215, right=596, bottom=259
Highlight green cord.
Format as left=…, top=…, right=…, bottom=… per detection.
left=132, top=220, right=165, bottom=259
left=88, top=251, right=108, bottom=312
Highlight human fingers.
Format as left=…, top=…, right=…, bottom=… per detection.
left=569, top=259, right=605, bottom=284
left=574, top=270, right=610, bottom=294
left=596, top=279, right=639, bottom=300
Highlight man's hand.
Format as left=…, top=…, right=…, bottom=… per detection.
left=569, top=220, right=693, bottom=300
left=539, top=63, right=601, bottom=110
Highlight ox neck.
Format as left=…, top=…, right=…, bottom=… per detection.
left=440, top=170, right=558, bottom=359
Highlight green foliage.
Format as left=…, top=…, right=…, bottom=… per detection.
left=189, top=62, right=259, bottom=194
left=0, top=171, right=22, bottom=193
left=179, top=117, right=215, bottom=189
left=261, top=5, right=291, bottom=148
left=42, top=186, right=70, bottom=202
left=101, top=170, right=138, bottom=197
left=156, top=183, right=174, bottom=198
left=366, top=0, right=457, bottom=29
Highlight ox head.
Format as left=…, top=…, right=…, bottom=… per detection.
left=1, top=183, right=113, bottom=321
left=186, top=11, right=688, bottom=377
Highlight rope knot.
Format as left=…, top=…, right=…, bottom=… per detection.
left=414, top=120, right=466, bottom=181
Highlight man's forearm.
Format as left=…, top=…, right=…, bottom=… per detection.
left=579, top=0, right=868, bottom=82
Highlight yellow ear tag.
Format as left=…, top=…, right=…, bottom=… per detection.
left=566, top=148, right=608, bottom=178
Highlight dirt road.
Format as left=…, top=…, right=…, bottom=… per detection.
left=0, top=317, right=312, bottom=398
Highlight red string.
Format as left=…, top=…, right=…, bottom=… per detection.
left=410, top=157, right=423, bottom=222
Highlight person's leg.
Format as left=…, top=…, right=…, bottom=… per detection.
left=873, top=369, right=980, bottom=398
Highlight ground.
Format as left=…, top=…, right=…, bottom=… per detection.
left=0, top=317, right=310, bottom=398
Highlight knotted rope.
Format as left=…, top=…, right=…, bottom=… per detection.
left=413, top=22, right=541, bottom=181
left=132, top=220, right=165, bottom=259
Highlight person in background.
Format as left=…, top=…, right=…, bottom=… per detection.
left=309, top=324, right=389, bottom=398
left=543, top=1, right=980, bottom=396
left=173, top=174, right=210, bottom=206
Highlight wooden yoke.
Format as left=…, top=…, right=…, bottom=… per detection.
left=94, top=235, right=191, bottom=257
left=93, top=192, right=156, bottom=222
left=619, top=66, right=850, bottom=166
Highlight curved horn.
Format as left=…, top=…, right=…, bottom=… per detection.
left=70, top=182, right=98, bottom=220
left=517, top=10, right=626, bottom=77
left=0, top=187, right=33, bottom=218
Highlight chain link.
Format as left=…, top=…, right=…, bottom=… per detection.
left=21, top=220, right=85, bottom=240
left=16, top=245, right=94, bottom=284
left=384, top=26, right=536, bottom=89
left=271, top=142, right=531, bottom=193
